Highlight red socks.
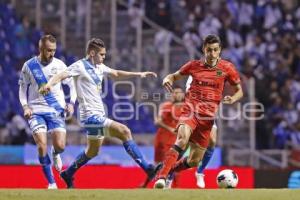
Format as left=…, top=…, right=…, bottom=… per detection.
left=157, top=148, right=179, bottom=179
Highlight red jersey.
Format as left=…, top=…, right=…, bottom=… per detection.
left=179, top=59, right=241, bottom=117
left=154, top=101, right=182, bottom=162
left=159, top=101, right=182, bottom=128
left=155, top=101, right=182, bottom=144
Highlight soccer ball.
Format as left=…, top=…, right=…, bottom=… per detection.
left=216, top=169, right=238, bottom=188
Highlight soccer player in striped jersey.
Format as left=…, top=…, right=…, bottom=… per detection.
left=18, top=34, right=76, bottom=189
left=39, top=38, right=160, bottom=188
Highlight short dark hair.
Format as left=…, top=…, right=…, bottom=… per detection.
left=40, top=34, right=56, bottom=44
left=86, top=38, right=105, bottom=53
left=203, top=34, right=221, bottom=47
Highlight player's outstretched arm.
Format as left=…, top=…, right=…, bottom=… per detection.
left=39, top=70, right=70, bottom=95
left=108, top=69, right=157, bottom=80
left=223, top=83, right=243, bottom=104
left=162, top=71, right=185, bottom=93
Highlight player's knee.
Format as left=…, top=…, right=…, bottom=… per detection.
left=53, top=142, right=65, bottom=153
left=176, top=125, right=191, bottom=146
left=176, top=134, right=189, bottom=149
left=176, top=139, right=188, bottom=150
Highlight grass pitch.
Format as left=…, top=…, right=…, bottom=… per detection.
left=0, top=189, right=299, bottom=200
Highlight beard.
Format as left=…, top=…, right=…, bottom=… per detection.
left=40, top=55, right=53, bottom=65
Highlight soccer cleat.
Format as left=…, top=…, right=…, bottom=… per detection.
left=51, top=147, right=63, bottom=172
left=154, top=178, right=166, bottom=189
left=47, top=183, right=58, bottom=189
left=139, top=163, right=163, bottom=188
left=165, top=178, right=173, bottom=189
left=147, top=163, right=163, bottom=180
left=60, top=171, right=74, bottom=189
left=165, top=172, right=174, bottom=189
left=195, top=172, right=205, bottom=188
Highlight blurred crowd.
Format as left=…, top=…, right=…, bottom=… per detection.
left=2, top=0, right=300, bottom=150
left=0, top=3, right=77, bottom=145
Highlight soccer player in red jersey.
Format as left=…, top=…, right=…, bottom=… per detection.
left=154, top=87, right=184, bottom=165
left=141, top=86, right=184, bottom=188
left=154, top=34, right=244, bottom=188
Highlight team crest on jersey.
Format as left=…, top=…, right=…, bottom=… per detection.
left=51, top=67, right=58, bottom=74
left=216, top=70, right=223, bottom=76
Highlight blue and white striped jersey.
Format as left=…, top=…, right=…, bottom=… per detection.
left=19, top=56, right=73, bottom=114
left=66, top=59, right=112, bottom=121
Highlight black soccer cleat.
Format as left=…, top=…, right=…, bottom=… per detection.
left=147, top=162, right=163, bottom=180
left=60, top=170, right=74, bottom=189
left=140, top=163, right=163, bottom=188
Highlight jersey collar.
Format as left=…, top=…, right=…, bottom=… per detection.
left=203, top=58, right=220, bottom=69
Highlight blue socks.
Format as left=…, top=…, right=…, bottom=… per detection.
left=123, top=140, right=151, bottom=172
left=39, top=154, right=55, bottom=184
left=197, top=147, right=214, bottom=173
left=65, top=151, right=91, bottom=177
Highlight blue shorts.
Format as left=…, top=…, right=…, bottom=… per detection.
left=82, top=115, right=113, bottom=140
left=28, top=112, right=66, bottom=134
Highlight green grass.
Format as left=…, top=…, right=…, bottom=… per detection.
left=0, top=189, right=299, bottom=200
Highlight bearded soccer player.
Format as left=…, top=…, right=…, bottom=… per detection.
left=18, top=35, right=76, bottom=189
left=154, top=34, right=243, bottom=188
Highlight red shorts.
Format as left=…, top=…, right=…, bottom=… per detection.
left=178, top=108, right=214, bottom=148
